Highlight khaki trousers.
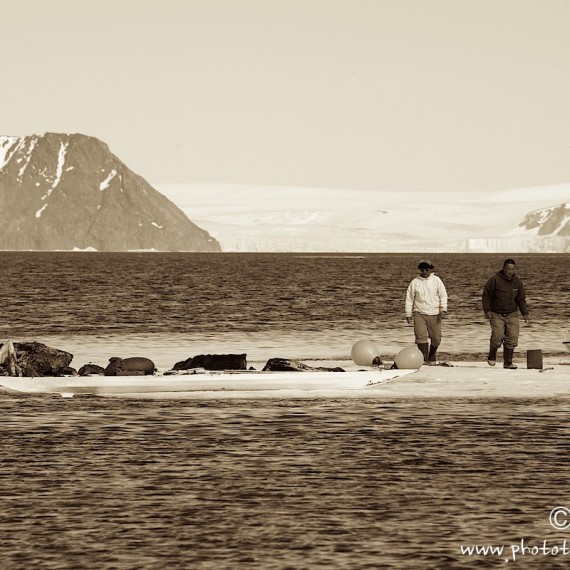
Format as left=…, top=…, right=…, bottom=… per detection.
left=412, top=313, right=442, bottom=347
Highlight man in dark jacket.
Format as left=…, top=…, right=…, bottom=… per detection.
left=482, top=259, right=529, bottom=369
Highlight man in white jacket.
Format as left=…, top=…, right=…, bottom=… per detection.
left=405, top=260, right=448, bottom=365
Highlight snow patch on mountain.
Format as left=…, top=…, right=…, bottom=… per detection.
left=17, top=137, right=37, bottom=178
left=100, top=169, right=117, bottom=191
left=509, top=203, right=570, bottom=237
left=0, top=136, right=20, bottom=170
left=53, top=141, right=68, bottom=189
left=35, top=203, right=48, bottom=218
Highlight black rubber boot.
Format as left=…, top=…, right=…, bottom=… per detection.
left=503, top=347, right=517, bottom=369
left=487, top=343, right=498, bottom=366
left=417, top=343, right=429, bottom=364
left=428, top=345, right=438, bottom=365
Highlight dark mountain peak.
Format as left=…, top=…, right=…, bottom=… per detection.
left=0, top=132, right=221, bottom=251
left=516, top=202, right=570, bottom=236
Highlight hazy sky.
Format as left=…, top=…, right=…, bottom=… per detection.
left=2, top=0, right=570, bottom=192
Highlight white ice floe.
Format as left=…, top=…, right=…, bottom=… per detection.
left=366, top=361, right=570, bottom=399
left=1, top=359, right=568, bottom=400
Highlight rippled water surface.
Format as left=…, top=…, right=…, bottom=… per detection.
left=0, top=252, right=568, bottom=369
left=1, top=252, right=570, bottom=568
left=2, top=395, right=570, bottom=569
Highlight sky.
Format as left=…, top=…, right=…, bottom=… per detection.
left=2, top=0, right=570, bottom=193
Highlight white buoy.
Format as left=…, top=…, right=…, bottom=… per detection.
left=394, top=346, right=423, bottom=369
left=351, top=340, right=382, bottom=366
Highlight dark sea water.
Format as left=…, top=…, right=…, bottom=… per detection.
left=0, top=252, right=568, bottom=369
left=3, top=396, right=570, bottom=569
left=1, top=252, right=570, bottom=569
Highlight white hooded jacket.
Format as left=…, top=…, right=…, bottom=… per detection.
left=405, top=273, right=448, bottom=317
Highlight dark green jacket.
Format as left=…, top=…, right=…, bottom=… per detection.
left=482, top=270, right=529, bottom=316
